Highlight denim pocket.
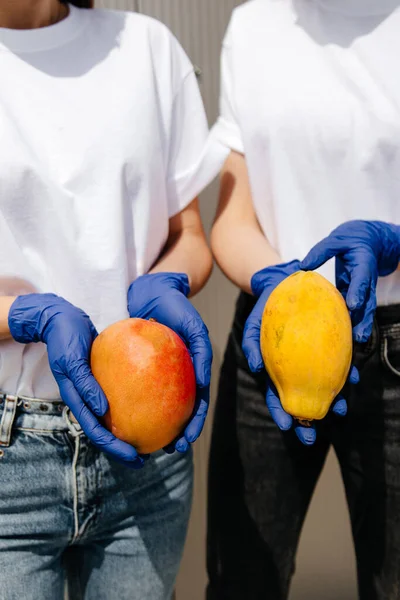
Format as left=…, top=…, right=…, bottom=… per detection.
left=381, top=323, right=400, bottom=377
left=0, top=395, right=72, bottom=460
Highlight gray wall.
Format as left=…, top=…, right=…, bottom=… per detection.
left=95, top=1, right=358, bottom=599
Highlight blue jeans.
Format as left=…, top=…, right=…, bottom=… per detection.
left=0, top=394, right=193, bottom=600
left=207, top=292, right=400, bottom=600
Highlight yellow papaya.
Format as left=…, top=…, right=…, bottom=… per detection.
left=260, top=270, right=352, bottom=423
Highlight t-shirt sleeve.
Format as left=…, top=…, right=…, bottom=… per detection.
left=208, top=23, right=245, bottom=155
left=166, top=41, right=229, bottom=217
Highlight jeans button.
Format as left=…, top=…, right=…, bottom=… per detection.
left=0, top=449, right=4, bottom=458
left=40, top=404, right=49, bottom=412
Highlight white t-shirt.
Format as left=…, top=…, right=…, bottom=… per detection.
left=0, top=4, right=226, bottom=399
left=210, top=0, right=400, bottom=305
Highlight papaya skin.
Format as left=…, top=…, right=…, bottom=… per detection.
left=260, top=271, right=352, bottom=422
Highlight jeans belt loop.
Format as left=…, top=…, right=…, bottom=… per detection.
left=63, top=406, right=83, bottom=438
left=0, top=394, right=18, bottom=447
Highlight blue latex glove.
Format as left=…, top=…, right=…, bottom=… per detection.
left=242, top=260, right=359, bottom=445
left=301, top=221, right=400, bottom=343
left=127, top=272, right=212, bottom=454
left=8, top=293, right=144, bottom=468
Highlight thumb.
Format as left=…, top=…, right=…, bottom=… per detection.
left=301, top=238, right=347, bottom=271
left=242, top=315, right=264, bottom=372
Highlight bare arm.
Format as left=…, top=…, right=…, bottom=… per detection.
left=0, top=297, right=16, bottom=340
left=150, top=198, right=213, bottom=297
left=211, top=151, right=280, bottom=294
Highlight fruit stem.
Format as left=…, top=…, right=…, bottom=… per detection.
left=296, top=418, right=313, bottom=428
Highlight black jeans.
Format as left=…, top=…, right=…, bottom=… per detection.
left=207, top=292, right=400, bottom=600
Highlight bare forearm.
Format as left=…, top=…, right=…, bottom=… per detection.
left=0, top=297, right=16, bottom=340
left=150, top=230, right=213, bottom=296
left=211, top=221, right=280, bottom=294
left=211, top=151, right=281, bottom=294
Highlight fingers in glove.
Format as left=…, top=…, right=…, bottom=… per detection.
left=185, top=386, right=210, bottom=444
left=163, top=385, right=210, bottom=454
left=351, top=283, right=377, bottom=343
left=67, top=359, right=108, bottom=417
left=266, top=385, right=293, bottom=431
left=266, top=382, right=318, bottom=444
left=294, top=422, right=317, bottom=445
left=243, top=307, right=265, bottom=372
left=301, top=239, right=350, bottom=271
left=331, top=394, right=347, bottom=416
left=163, top=435, right=190, bottom=454
left=58, top=377, right=144, bottom=468
left=345, top=261, right=375, bottom=313
left=348, top=365, right=360, bottom=385
left=185, top=321, right=213, bottom=388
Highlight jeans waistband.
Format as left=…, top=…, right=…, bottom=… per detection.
left=0, top=393, right=64, bottom=416
left=0, top=394, right=81, bottom=448
left=376, top=304, right=400, bottom=327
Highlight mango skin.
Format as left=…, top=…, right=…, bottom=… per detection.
left=260, top=271, right=352, bottom=421
left=90, top=318, right=196, bottom=454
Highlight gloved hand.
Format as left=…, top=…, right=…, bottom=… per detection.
left=8, top=293, right=144, bottom=468
left=242, top=260, right=359, bottom=445
left=301, top=221, right=400, bottom=343
left=127, top=272, right=212, bottom=454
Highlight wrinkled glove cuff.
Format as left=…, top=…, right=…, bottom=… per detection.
left=376, top=222, right=400, bottom=277
left=128, top=272, right=190, bottom=302
left=250, top=260, right=301, bottom=298
left=9, top=293, right=63, bottom=344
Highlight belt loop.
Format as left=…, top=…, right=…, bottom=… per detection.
left=0, top=395, right=18, bottom=447
left=63, top=406, right=83, bottom=438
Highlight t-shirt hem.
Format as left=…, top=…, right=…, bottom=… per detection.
left=209, top=116, right=244, bottom=155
